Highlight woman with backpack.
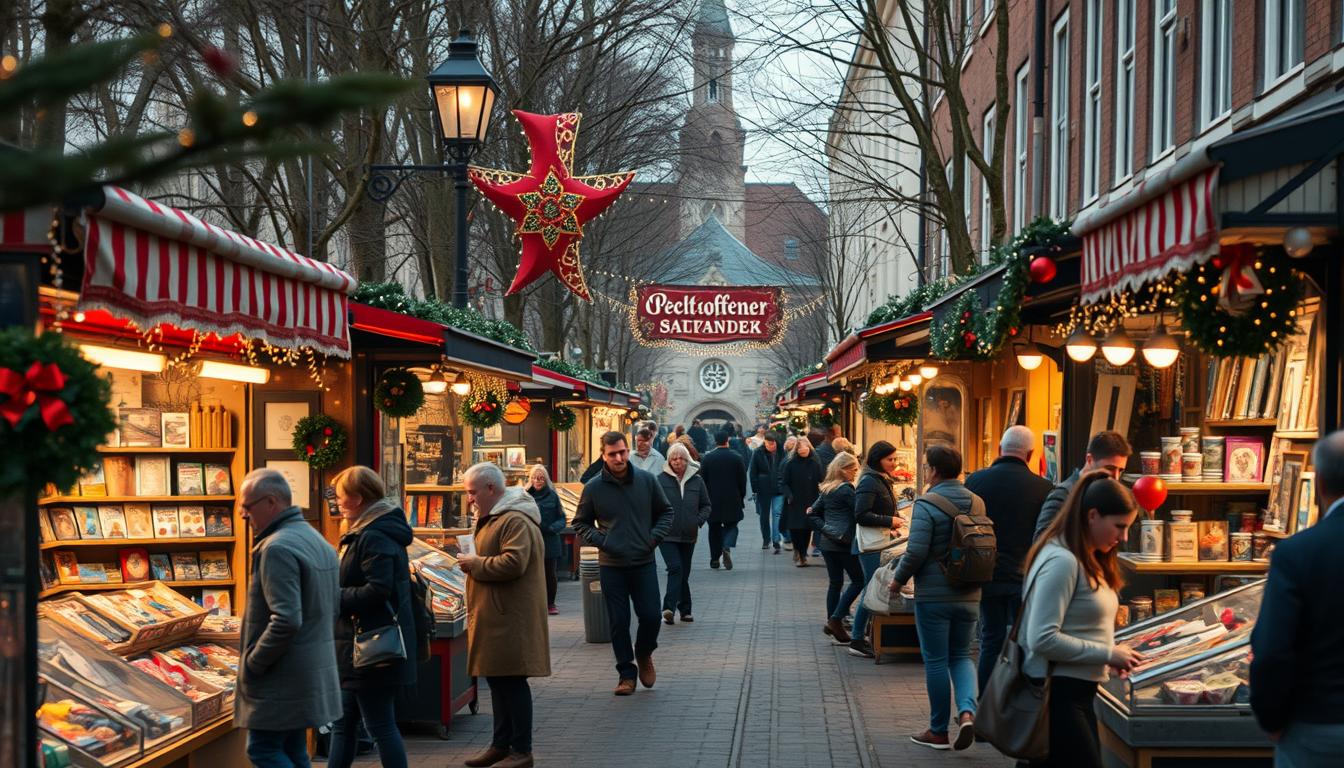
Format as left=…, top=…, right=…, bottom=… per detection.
left=1018, top=473, right=1141, bottom=768
left=525, top=464, right=567, bottom=615
left=848, top=440, right=908, bottom=658
left=809, top=452, right=864, bottom=643
left=779, top=437, right=824, bottom=567
left=889, top=445, right=983, bottom=752
left=328, top=466, right=416, bottom=768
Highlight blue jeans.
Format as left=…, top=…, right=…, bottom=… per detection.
left=247, top=728, right=310, bottom=768
left=771, top=496, right=785, bottom=544
left=851, top=550, right=881, bottom=642
left=1277, top=721, right=1344, bottom=767
left=659, top=540, right=696, bottom=614
left=821, top=550, right=864, bottom=620
left=755, top=494, right=772, bottom=543
left=327, top=687, right=407, bottom=768
left=978, top=589, right=1021, bottom=693
left=599, top=562, right=661, bottom=679
left=913, top=600, right=980, bottom=735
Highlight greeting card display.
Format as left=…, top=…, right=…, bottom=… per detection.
left=75, top=507, right=102, bottom=539
left=98, top=506, right=128, bottom=539
left=177, top=506, right=206, bottom=538
left=152, top=506, right=180, bottom=538
left=203, top=463, right=231, bottom=496
left=175, top=463, right=204, bottom=496
left=125, top=504, right=153, bottom=539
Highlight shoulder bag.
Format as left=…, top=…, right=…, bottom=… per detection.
left=352, top=600, right=407, bottom=669
left=856, top=476, right=900, bottom=553
left=974, top=572, right=1051, bottom=761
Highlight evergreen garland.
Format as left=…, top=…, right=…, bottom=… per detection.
left=860, top=391, right=919, bottom=427
left=1174, top=255, right=1301, bottom=357
left=546, top=405, right=577, bottom=432
left=291, top=414, right=347, bottom=470
left=373, top=368, right=425, bottom=418
left=536, top=357, right=607, bottom=386
left=460, top=391, right=506, bottom=429
left=351, top=281, right=535, bottom=352
left=808, top=406, right=836, bottom=429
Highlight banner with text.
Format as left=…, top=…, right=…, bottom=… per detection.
left=635, top=285, right=785, bottom=344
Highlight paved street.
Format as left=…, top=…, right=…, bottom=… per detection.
left=366, top=523, right=1014, bottom=768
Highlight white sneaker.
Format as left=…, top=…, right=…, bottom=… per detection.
left=783, top=542, right=793, bottom=551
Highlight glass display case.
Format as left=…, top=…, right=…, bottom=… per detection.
left=408, top=538, right=467, bottom=627
left=36, top=676, right=144, bottom=767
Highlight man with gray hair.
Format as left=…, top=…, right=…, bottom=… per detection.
left=235, top=468, right=341, bottom=767
left=1251, top=430, right=1344, bottom=765
left=963, top=425, right=1052, bottom=692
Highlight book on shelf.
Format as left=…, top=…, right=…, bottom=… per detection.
left=204, top=463, right=232, bottom=496
left=78, top=459, right=107, bottom=497
left=37, top=508, right=54, bottom=543
left=198, top=550, right=231, bottom=580
left=152, top=505, right=180, bottom=538
left=177, top=505, right=207, bottom=537
left=149, top=553, right=173, bottom=581
left=48, top=507, right=81, bottom=541
left=1263, top=352, right=1285, bottom=420
left=75, top=506, right=102, bottom=539
left=176, top=462, right=205, bottom=496
left=77, top=563, right=109, bottom=584
left=170, top=551, right=201, bottom=580
left=52, top=551, right=80, bottom=584
left=39, top=553, right=56, bottom=590
left=103, top=456, right=135, bottom=496
left=1245, top=357, right=1268, bottom=419
left=136, top=456, right=171, bottom=496
left=120, top=407, right=163, bottom=447
left=125, top=504, right=153, bottom=538
left=204, top=507, right=233, bottom=537
left=119, top=548, right=151, bottom=582
left=97, top=506, right=128, bottom=539
left=200, top=588, right=232, bottom=616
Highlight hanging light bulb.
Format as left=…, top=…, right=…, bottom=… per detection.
left=918, top=363, right=939, bottom=379
left=899, top=380, right=913, bottom=391
left=1141, top=321, right=1181, bottom=369
left=423, top=367, right=448, bottom=394
left=1101, top=326, right=1136, bottom=366
left=1015, top=342, right=1045, bottom=371
left=1065, top=328, right=1098, bottom=362
left=450, top=371, right=472, bottom=396
left=906, top=372, right=923, bottom=385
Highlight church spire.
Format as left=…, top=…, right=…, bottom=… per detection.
left=695, top=0, right=733, bottom=40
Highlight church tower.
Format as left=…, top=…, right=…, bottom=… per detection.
left=678, top=0, right=747, bottom=241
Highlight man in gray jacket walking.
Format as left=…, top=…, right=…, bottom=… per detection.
left=235, top=468, right=341, bottom=767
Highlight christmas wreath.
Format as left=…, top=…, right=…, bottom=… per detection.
left=860, top=391, right=919, bottom=427
left=291, top=413, right=347, bottom=470
left=546, top=404, right=577, bottom=432
left=460, top=391, right=505, bottom=429
left=1174, top=247, right=1301, bottom=357
left=373, top=368, right=425, bottom=418
left=789, top=414, right=807, bottom=433
left=0, top=329, right=116, bottom=498
left=808, top=406, right=836, bottom=429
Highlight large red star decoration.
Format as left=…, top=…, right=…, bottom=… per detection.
left=468, top=111, right=635, bottom=301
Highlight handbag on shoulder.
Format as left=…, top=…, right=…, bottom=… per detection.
left=352, top=601, right=407, bottom=669
left=975, top=575, right=1051, bottom=760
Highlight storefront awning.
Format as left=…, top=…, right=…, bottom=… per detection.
left=348, top=302, right=537, bottom=380
left=1079, top=167, right=1220, bottom=305
left=824, top=311, right=933, bottom=381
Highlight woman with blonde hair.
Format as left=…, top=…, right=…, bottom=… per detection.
left=524, top=464, right=567, bottom=615
left=328, top=466, right=414, bottom=768
left=656, top=442, right=711, bottom=623
left=808, top=452, right=864, bottom=643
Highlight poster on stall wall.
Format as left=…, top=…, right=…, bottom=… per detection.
left=265, top=460, right=311, bottom=510
left=1043, top=432, right=1060, bottom=483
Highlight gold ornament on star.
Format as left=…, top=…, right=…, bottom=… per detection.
left=517, top=169, right=585, bottom=248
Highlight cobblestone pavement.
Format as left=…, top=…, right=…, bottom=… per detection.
left=363, top=523, right=1014, bottom=768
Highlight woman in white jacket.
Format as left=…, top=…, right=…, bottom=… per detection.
left=1019, top=472, right=1142, bottom=767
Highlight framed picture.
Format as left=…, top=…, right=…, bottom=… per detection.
left=161, top=412, right=191, bottom=448
left=1004, top=388, right=1026, bottom=432
left=120, top=407, right=162, bottom=447
left=483, top=423, right=504, bottom=444
left=1294, top=470, right=1319, bottom=533
left=1090, top=374, right=1137, bottom=437
left=1266, top=451, right=1307, bottom=533
left=1223, top=437, right=1265, bottom=483
left=264, top=460, right=311, bottom=510
left=264, top=402, right=310, bottom=450
left=505, top=446, right=527, bottom=469
left=474, top=447, right=506, bottom=467
left=1042, top=431, right=1061, bottom=483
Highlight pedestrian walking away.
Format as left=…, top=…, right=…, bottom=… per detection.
left=656, top=442, right=712, bottom=623
left=749, top=431, right=787, bottom=552
left=1033, top=431, right=1131, bottom=541
left=1250, top=431, right=1344, bottom=767
left=687, top=418, right=711, bottom=456
left=572, top=431, right=675, bottom=695
left=525, top=464, right=567, bottom=615
left=808, top=452, right=863, bottom=645
left=848, top=440, right=908, bottom=658
left=891, top=446, right=984, bottom=752
left=458, top=463, right=551, bottom=768
left=963, top=425, right=1053, bottom=694
left=701, top=430, right=748, bottom=570
left=779, top=436, right=823, bottom=567
left=328, top=466, right=417, bottom=768
left=1020, top=472, right=1141, bottom=768
left=235, top=469, right=342, bottom=768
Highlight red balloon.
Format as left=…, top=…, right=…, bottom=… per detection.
left=1029, top=256, right=1057, bottom=284
left=1132, top=475, right=1168, bottom=512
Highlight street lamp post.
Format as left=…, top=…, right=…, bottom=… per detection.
left=366, top=30, right=499, bottom=308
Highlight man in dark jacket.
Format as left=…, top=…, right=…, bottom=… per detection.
left=1032, top=430, right=1131, bottom=540
left=687, top=418, right=711, bottom=456
left=236, top=468, right=341, bottom=767
left=1251, top=431, right=1344, bottom=763
left=963, top=425, right=1053, bottom=692
left=573, top=431, right=676, bottom=695
left=701, top=430, right=748, bottom=570
left=749, top=431, right=787, bottom=552
left=728, top=424, right=751, bottom=465
left=814, top=424, right=842, bottom=470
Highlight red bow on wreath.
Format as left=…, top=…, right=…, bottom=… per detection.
left=1211, top=243, right=1263, bottom=315
left=0, top=362, right=74, bottom=430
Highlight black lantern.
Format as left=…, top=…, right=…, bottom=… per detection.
left=427, top=31, right=500, bottom=153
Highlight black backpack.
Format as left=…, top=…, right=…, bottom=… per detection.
left=408, top=566, right=436, bottom=663
left=923, top=492, right=997, bottom=586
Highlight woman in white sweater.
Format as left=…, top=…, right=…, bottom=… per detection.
left=1019, top=473, right=1142, bottom=768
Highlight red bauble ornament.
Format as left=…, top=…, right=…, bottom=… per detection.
left=305, top=444, right=315, bottom=456
left=469, top=111, right=635, bottom=301
left=1008, top=327, right=1019, bottom=336
left=1132, top=475, right=1168, bottom=512
left=962, top=311, right=972, bottom=320
left=1029, top=256, right=1057, bottom=284
left=323, top=427, right=333, bottom=436
left=963, top=331, right=977, bottom=348
left=202, top=47, right=237, bottom=78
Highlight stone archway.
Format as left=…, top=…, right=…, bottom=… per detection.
left=683, top=398, right=749, bottom=433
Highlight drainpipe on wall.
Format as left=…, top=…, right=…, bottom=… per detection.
left=1031, top=0, right=1047, bottom=219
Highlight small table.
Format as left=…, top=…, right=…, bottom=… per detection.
left=870, top=613, right=920, bottom=663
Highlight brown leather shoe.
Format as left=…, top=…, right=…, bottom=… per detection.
left=464, top=746, right=510, bottom=767
left=614, top=678, right=636, bottom=696
left=636, top=654, right=656, bottom=688
left=493, top=753, right=534, bottom=768
left=824, top=617, right=851, bottom=644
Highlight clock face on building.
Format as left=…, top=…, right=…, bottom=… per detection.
left=699, top=361, right=730, bottom=394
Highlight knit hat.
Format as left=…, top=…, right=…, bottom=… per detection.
left=865, top=440, right=897, bottom=471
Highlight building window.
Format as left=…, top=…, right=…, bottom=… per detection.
left=983, top=0, right=995, bottom=28
left=1264, top=0, right=1304, bottom=87
left=940, top=160, right=952, bottom=278
left=1200, top=0, right=1232, bottom=128
left=1014, top=62, right=1029, bottom=232
left=699, top=360, right=730, bottom=394
left=1082, top=0, right=1103, bottom=203
left=1152, top=0, right=1177, bottom=158
left=1049, top=11, right=1070, bottom=219
left=1115, top=0, right=1136, bottom=181
left=708, top=78, right=719, bottom=102
left=964, top=0, right=977, bottom=48
left=964, top=155, right=973, bottom=262
left=981, top=104, right=995, bottom=256
left=784, top=238, right=799, bottom=260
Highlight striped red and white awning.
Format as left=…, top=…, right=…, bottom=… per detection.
left=1081, top=167, right=1220, bottom=305
left=3, top=187, right=355, bottom=358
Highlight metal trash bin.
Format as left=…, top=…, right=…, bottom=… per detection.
left=579, top=547, right=609, bottom=644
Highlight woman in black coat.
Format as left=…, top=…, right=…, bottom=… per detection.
left=848, top=440, right=908, bottom=658
left=807, top=451, right=864, bottom=644
left=329, top=466, right=416, bottom=768
left=778, top=438, right=824, bottom=566
left=526, top=464, right=567, bottom=615
left=656, top=443, right=712, bottom=623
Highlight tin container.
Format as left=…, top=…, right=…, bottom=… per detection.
left=1115, top=604, right=1131, bottom=628
left=1202, top=436, right=1226, bottom=479
left=1180, top=583, right=1206, bottom=605
left=1231, top=532, right=1254, bottom=562
left=1130, top=597, right=1154, bottom=623
left=1181, top=452, right=1203, bottom=480
left=1170, top=509, right=1194, bottom=523
left=1180, top=427, right=1201, bottom=455
left=1241, top=511, right=1259, bottom=533
left=1169, top=521, right=1199, bottom=562
left=1139, top=519, right=1166, bottom=561
left=1252, top=532, right=1270, bottom=561
left=1160, top=437, right=1183, bottom=478
left=1140, top=451, right=1162, bottom=476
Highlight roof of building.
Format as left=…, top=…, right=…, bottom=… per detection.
left=654, top=214, right=819, bottom=286
left=696, top=0, right=733, bottom=39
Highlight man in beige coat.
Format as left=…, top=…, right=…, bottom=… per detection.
left=458, top=463, right=550, bottom=768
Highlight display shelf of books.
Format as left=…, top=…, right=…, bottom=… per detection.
left=41, top=537, right=236, bottom=550
left=97, top=446, right=236, bottom=455
left=40, top=580, right=236, bottom=600
left=403, top=485, right=471, bottom=529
